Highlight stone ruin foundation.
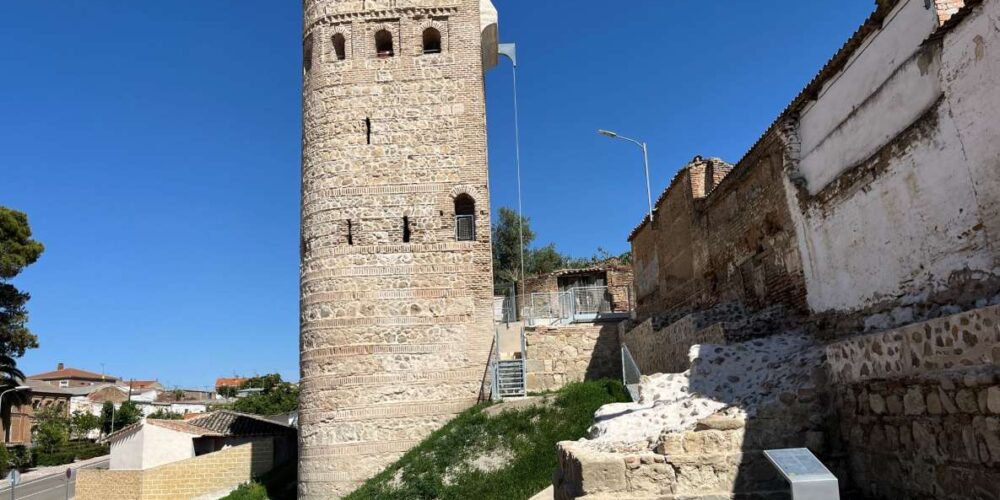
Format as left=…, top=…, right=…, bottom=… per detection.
left=555, top=304, right=1000, bottom=499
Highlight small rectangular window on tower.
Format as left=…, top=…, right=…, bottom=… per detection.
left=403, top=216, right=411, bottom=243
left=347, top=220, right=354, bottom=245
left=365, top=118, right=372, bottom=145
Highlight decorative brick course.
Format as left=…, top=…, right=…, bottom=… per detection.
left=299, top=1, right=498, bottom=497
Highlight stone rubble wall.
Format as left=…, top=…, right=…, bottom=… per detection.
left=76, top=439, right=273, bottom=500
left=525, top=323, right=622, bottom=393
left=826, top=304, right=1000, bottom=384
left=833, top=367, right=1000, bottom=498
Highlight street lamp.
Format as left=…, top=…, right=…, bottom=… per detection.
left=598, top=129, right=655, bottom=223
left=0, top=385, right=30, bottom=444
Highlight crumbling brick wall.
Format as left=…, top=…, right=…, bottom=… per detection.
left=630, top=142, right=807, bottom=320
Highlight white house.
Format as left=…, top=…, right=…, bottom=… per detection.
left=107, top=419, right=221, bottom=470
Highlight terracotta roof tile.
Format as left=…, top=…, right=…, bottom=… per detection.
left=28, top=367, right=117, bottom=382
left=187, top=410, right=295, bottom=437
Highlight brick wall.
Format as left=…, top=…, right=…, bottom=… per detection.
left=631, top=142, right=807, bottom=321
left=934, top=0, right=967, bottom=24
left=525, top=323, right=622, bottom=392
left=76, top=470, right=142, bottom=500
left=76, top=439, right=273, bottom=500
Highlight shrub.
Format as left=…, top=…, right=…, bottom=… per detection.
left=64, top=440, right=109, bottom=460
left=34, top=450, right=74, bottom=467
left=0, top=445, right=9, bottom=477
left=222, top=482, right=269, bottom=500
left=8, top=445, right=32, bottom=470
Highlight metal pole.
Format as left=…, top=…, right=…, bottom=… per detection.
left=641, top=142, right=654, bottom=223
left=511, top=61, right=526, bottom=287
left=499, top=44, right=526, bottom=289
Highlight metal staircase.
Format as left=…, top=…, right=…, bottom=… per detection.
left=491, top=322, right=527, bottom=400
left=495, top=358, right=526, bottom=399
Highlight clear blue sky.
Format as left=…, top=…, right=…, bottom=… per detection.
left=0, top=1, right=873, bottom=388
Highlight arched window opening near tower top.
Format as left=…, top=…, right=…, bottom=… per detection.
left=375, top=30, right=394, bottom=58
left=422, top=28, right=442, bottom=54
left=303, top=34, right=315, bottom=73
left=332, top=33, right=347, bottom=61
left=403, top=216, right=412, bottom=243
left=455, top=194, right=476, bottom=241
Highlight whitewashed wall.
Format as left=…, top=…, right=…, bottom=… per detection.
left=788, top=0, right=1000, bottom=313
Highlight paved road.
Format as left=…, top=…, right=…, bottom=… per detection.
left=0, top=458, right=109, bottom=500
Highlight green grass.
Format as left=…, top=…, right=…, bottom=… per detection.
left=220, top=461, right=297, bottom=500
left=221, top=481, right=269, bottom=500
left=345, top=379, right=629, bottom=500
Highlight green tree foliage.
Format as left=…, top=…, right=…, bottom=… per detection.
left=217, top=386, right=238, bottom=398
left=147, top=409, right=184, bottom=420
left=491, top=208, right=535, bottom=285
left=491, top=207, right=633, bottom=285
left=100, top=401, right=142, bottom=434
left=240, top=374, right=282, bottom=392
left=229, top=374, right=298, bottom=416
left=32, top=405, right=69, bottom=453
left=0, top=207, right=44, bottom=360
left=527, top=244, right=566, bottom=276
left=69, top=410, right=102, bottom=440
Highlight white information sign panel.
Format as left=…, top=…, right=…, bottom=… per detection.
left=764, top=448, right=839, bottom=500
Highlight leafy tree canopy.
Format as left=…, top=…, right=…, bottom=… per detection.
left=69, top=410, right=102, bottom=440
left=101, top=401, right=142, bottom=434
left=33, top=405, right=69, bottom=453
left=491, top=207, right=632, bottom=285
left=147, top=409, right=184, bottom=420
left=0, top=207, right=44, bottom=359
left=228, top=373, right=298, bottom=416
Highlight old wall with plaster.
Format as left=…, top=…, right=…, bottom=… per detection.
left=787, top=0, right=1000, bottom=314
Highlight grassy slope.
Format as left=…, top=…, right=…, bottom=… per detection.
left=346, top=380, right=628, bottom=500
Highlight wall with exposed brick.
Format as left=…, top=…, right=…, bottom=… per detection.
left=525, top=323, right=622, bottom=392
left=630, top=145, right=806, bottom=321
left=784, top=0, right=1000, bottom=317
left=76, top=439, right=273, bottom=500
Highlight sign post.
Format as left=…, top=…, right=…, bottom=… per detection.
left=66, top=468, right=74, bottom=500
left=764, top=448, right=839, bottom=500
left=7, top=470, right=19, bottom=500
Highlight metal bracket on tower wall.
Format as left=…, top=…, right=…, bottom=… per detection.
left=499, top=43, right=517, bottom=67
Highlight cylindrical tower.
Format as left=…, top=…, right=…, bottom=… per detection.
left=300, top=0, right=499, bottom=497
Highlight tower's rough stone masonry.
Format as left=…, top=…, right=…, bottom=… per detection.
left=299, top=0, right=498, bottom=497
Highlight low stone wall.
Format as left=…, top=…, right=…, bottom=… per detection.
left=826, top=304, right=1000, bottom=384
left=621, top=316, right=724, bottom=375
left=77, top=439, right=274, bottom=500
left=554, top=406, right=827, bottom=499
left=525, top=323, right=621, bottom=393
left=833, top=368, right=1000, bottom=498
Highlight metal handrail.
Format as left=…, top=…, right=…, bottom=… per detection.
left=621, top=344, right=642, bottom=402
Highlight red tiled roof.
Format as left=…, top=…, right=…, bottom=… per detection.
left=128, top=380, right=161, bottom=390
left=147, top=419, right=222, bottom=436
left=215, top=377, right=246, bottom=388
left=28, top=367, right=117, bottom=382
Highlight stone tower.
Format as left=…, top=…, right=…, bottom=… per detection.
left=299, top=0, right=499, bottom=497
